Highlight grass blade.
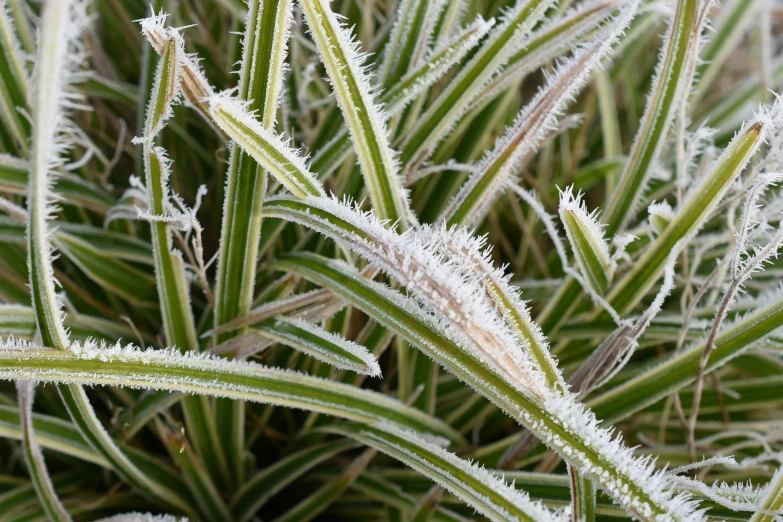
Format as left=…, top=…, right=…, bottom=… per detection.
left=602, top=0, right=710, bottom=234
left=328, top=423, right=559, bottom=522
left=254, top=317, right=381, bottom=376
left=25, top=3, right=195, bottom=513
left=309, top=16, right=493, bottom=178
left=0, top=339, right=462, bottom=442
left=300, top=0, right=411, bottom=226
left=17, top=381, right=72, bottom=522
left=608, top=111, right=770, bottom=316
left=271, top=252, right=704, bottom=520
left=208, top=97, right=324, bottom=197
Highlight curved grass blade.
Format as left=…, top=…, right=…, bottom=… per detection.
left=0, top=338, right=463, bottom=443
left=139, top=33, right=234, bottom=495
left=231, top=439, right=359, bottom=522
left=208, top=97, right=324, bottom=198
left=254, top=317, right=381, bottom=376
left=25, top=2, right=195, bottom=514
left=300, top=0, right=411, bottom=226
left=17, top=381, right=72, bottom=522
left=213, top=0, right=295, bottom=339
left=327, top=423, right=560, bottom=522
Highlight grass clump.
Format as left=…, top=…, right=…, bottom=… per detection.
left=0, top=0, right=781, bottom=520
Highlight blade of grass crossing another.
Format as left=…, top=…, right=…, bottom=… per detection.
left=0, top=339, right=463, bottom=443
left=271, top=253, right=705, bottom=521
left=25, top=2, right=194, bottom=514
left=138, top=35, right=229, bottom=500
left=212, top=0, right=295, bottom=489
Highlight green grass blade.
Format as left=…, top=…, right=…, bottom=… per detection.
left=602, top=0, right=709, bottom=234
left=559, top=189, right=614, bottom=294
left=569, top=467, right=596, bottom=522
left=254, top=317, right=381, bottom=376
left=271, top=253, right=704, bottom=520
left=17, top=382, right=72, bottom=522
left=328, top=423, right=556, bottom=522
left=213, top=0, right=295, bottom=337
left=607, top=116, right=768, bottom=316
left=0, top=339, right=463, bottom=443
left=209, top=98, right=324, bottom=197
left=309, top=16, right=493, bottom=178
left=300, top=0, right=411, bottom=226
left=140, top=35, right=235, bottom=493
